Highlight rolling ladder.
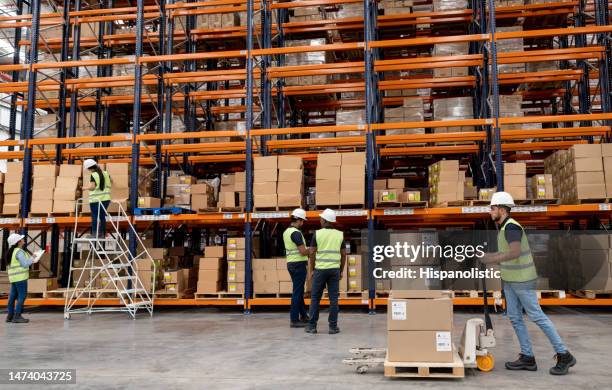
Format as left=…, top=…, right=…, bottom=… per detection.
left=64, top=199, right=155, bottom=319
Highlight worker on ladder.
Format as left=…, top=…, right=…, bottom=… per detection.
left=283, top=208, right=310, bottom=328
left=481, top=191, right=576, bottom=375
left=84, top=159, right=112, bottom=238
left=305, top=208, right=345, bottom=335
left=5, top=233, right=43, bottom=323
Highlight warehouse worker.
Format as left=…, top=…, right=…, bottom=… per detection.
left=5, top=233, right=43, bottom=323
left=481, top=191, right=576, bottom=375
left=305, top=208, right=345, bottom=335
left=283, top=208, right=310, bottom=328
left=84, top=159, right=112, bottom=238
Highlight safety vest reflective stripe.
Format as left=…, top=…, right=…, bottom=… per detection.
left=315, top=229, right=343, bottom=270
left=8, top=249, right=29, bottom=283
left=498, top=218, right=538, bottom=282
left=500, top=261, right=536, bottom=270
left=90, top=171, right=112, bottom=203
left=283, top=227, right=308, bottom=263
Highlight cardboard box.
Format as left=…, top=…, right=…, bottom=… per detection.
left=254, top=156, right=278, bottom=171
left=277, top=180, right=302, bottom=194
left=218, top=192, right=237, bottom=208
left=399, top=191, right=421, bottom=202
left=504, top=162, right=526, bottom=175
left=387, top=331, right=453, bottom=363
left=278, top=156, right=303, bottom=169
left=59, top=164, right=82, bottom=177
left=342, top=152, right=366, bottom=166
left=3, top=203, right=20, bottom=214
left=28, top=278, right=58, bottom=293
left=196, top=278, right=221, bottom=294
left=52, top=200, right=76, bottom=213
left=341, top=165, right=364, bottom=179
left=227, top=237, right=246, bottom=250
left=167, top=175, right=196, bottom=185
left=30, top=199, right=53, bottom=214
left=253, top=258, right=277, bottom=270
left=32, top=188, right=53, bottom=200
left=33, top=176, right=57, bottom=190
left=3, top=181, right=22, bottom=194
left=199, top=257, right=224, bottom=270
left=317, top=153, right=342, bottom=167
left=316, top=192, right=340, bottom=206
left=279, top=281, right=292, bottom=294
left=191, top=194, right=213, bottom=210
left=138, top=197, right=160, bottom=208
left=105, top=163, right=129, bottom=177
left=191, top=183, right=212, bottom=194
left=575, top=183, right=606, bottom=199
left=227, top=282, right=245, bottom=294
left=33, top=165, right=59, bottom=177
left=205, top=246, right=224, bottom=258
left=254, top=194, right=277, bottom=208
left=378, top=189, right=400, bottom=203
left=316, top=165, right=340, bottom=181
left=278, top=169, right=303, bottom=183
left=254, top=169, right=278, bottom=183
left=374, top=179, right=387, bottom=190
left=387, top=297, right=453, bottom=331
left=387, top=178, right=405, bottom=189
left=341, top=177, right=363, bottom=192
left=278, top=194, right=303, bottom=207
left=112, top=175, right=130, bottom=189
left=572, top=157, right=603, bottom=172
left=234, top=172, right=246, bottom=192
left=504, top=175, right=525, bottom=188
left=227, top=270, right=245, bottom=283
left=602, top=143, right=612, bottom=157
left=316, top=179, right=340, bottom=193
left=227, top=249, right=246, bottom=260
left=506, top=186, right=527, bottom=200
left=227, top=260, right=246, bottom=272
left=571, top=143, right=602, bottom=158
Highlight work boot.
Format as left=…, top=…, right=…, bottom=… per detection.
left=300, top=315, right=310, bottom=324
left=304, top=325, right=317, bottom=334
left=12, top=314, right=29, bottom=324
left=290, top=321, right=306, bottom=328
left=505, top=354, right=537, bottom=371
left=5, top=314, right=13, bottom=323
left=328, top=326, right=340, bottom=335
left=550, top=352, right=576, bottom=375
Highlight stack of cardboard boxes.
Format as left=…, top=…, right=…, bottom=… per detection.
left=384, top=97, right=425, bottom=135
left=254, top=156, right=278, bottom=209
left=529, top=174, right=554, bottom=200
left=289, top=7, right=322, bottom=22
left=31, top=165, right=58, bottom=214
left=316, top=153, right=341, bottom=206
left=218, top=172, right=246, bottom=209
left=428, top=160, right=464, bottom=206
left=387, top=291, right=454, bottom=363
left=503, top=162, right=527, bottom=201
left=433, top=0, right=468, bottom=11
left=336, top=109, right=366, bottom=137
left=432, top=43, right=469, bottom=78
left=380, top=0, right=414, bottom=15
left=166, top=174, right=195, bottom=208
left=191, top=182, right=216, bottom=211
left=161, top=268, right=193, bottom=294
left=253, top=257, right=303, bottom=295
left=277, top=156, right=304, bottom=208
left=347, top=254, right=362, bottom=292
left=197, top=245, right=225, bottom=294
left=433, top=97, right=474, bottom=133
left=340, top=152, right=366, bottom=206
left=3, top=162, right=23, bottom=214
left=53, top=164, right=82, bottom=214
left=227, top=237, right=246, bottom=294
left=499, top=95, right=524, bottom=129
left=374, top=178, right=422, bottom=205
left=284, top=39, right=327, bottom=86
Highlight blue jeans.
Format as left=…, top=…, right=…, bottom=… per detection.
left=287, top=261, right=308, bottom=322
left=504, top=280, right=567, bottom=356
left=8, top=280, right=28, bottom=316
left=90, top=200, right=110, bottom=236
left=308, top=268, right=340, bottom=328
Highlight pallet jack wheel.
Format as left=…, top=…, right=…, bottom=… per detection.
left=476, top=353, right=495, bottom=372
left=356, top=366, right=368, bottom=374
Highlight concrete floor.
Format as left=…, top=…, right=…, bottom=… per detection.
left=1, top=306, right=610, bottom=389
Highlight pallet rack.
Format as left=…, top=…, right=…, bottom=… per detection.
left=1, top=0, right=612, bottom=310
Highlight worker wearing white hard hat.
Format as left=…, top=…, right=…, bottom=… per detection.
left=482, top=191, right=575, bottom=375
left=305, top=208, right=345, bottom=334
left=5, top=233, right=45, bottom=324
left=84, top=159, right=112, bottom=238
left=282, top=208, right=310, bottom=328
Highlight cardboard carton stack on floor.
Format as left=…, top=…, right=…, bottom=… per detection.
left=166, top=174, right=196, bottom=208
left=384, top=97, right=425, bottom=135
left=254, top=156, right=278, bottom=209
left=106, top=163, right=130, bottom=212
left=253, top=258, right=278, bottom=294
left=433, top=97, right=474, bottom=133
left=316, top=153, right=341, bottom=206
left=341, top=152, right=366, bottom=206
left=53, top=164, right=82, bottom=214
left=31, top=165, right=58, bottom=214
left=278, top=156, right=304, bottom=208
left=197, top=245, right=225, bottom=294
left=428, top=160, right=464, bottom=206
left=284, top=39, right=328, bottom=86
left=227, top=237, right=246, bottom=294
left=3, top=162, right=23, bottom=214
left=503, top=162, right=527, bottom=201
left=161, top=268, right=192, bottom=294
left=387, top=291, right=454, bottom=363
left=433, top=43, right=469, bottom=78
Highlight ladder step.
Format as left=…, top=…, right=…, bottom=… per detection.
left=110, top=276, right=136, bottom=282
left=120, top=288, right=147, bottom=294
left=106, top=263, right=129, bottom=269
left=96, top=251, right=124, bottom=255
left=74, top=237, right=116, bottom=243
left=126, top=301, right=152, bottom=309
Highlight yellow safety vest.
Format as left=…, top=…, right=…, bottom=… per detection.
left=283, top=227, right=308, bottom=263
left=7, top=248, right=29, bottom=283
left=498, top=218, right=538, bottom=282
left=90, top=171, right=112, bottom=203
left=314, top=228, right=343, bottom=270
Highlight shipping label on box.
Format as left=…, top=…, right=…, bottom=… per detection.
left=227, top=249, right=246, bottom=260
left=227, top=237, right=246, bottom=250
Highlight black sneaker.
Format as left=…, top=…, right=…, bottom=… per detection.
left=550, top=352, right=576, bottom=375
left=505, top=354, right=537, bottom=371
left=12, top=314, right=29, bottom=324
left=5, top=314, right=13, bottom=323
left=290, top=321, right=306, bottom=328
left=300, top=316, right=310, bottom=324
left=328, top=326, right=340, bottom=335
left=304, top=325, right=317, bottom=334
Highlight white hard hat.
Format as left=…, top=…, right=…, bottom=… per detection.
left=84, top=159, right=97, bottom=169
left=291, top=208, right=307, bottom=220
left=319, top=208, right=337, bottom=223
left=490, top=191, right=515, bottom=207
left=8, top=233, right=25, bottom=247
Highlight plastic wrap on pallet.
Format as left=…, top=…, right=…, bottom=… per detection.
left=238, top=11, right=262, bottom=27
left=384, top=98, right=425, bottom=135
left=433, top=97, right=474, bottom=132
left=380, top=0, right=414, bottom=15
left=112, top=55, right=136, bottom=95
left=499, top=95, right=524, bottom=130
left=328, top=73, right=365, bottom=99
left=290, top=6, right=323, bottom=22
left=433, top=0, right=468, bottom=11
left=336, top=109, right=365, bottom=137
left=496, top=26, right=525, bottom=74
left=526, top=61, right=560, bottom=72
left=433, top=43, right=469, bottom=78
left=335, top=3, right=364, bottom=18
left=284, top=39, right=328, bottom=86
left=495, top=0, right=524, bottom=6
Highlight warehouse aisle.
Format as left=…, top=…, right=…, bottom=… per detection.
left=1, top=308, right=609, bottom=389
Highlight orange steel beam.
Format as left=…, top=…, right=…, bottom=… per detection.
left=371, top=34, right=488, bottom=49
left=253, top=125, right=365, bottom=136
left=375, top=54, right=484, bottom=71
left=373, top=118, right=489, bottom=131
left=32, top=57, right=133, bottom=70
left=495, top=25, right=612, bottom=40
left=171, top=5, right=261, bottom=18
left=267, top=136, right=366, bottom=150
left=140, top=50, right=246, bottom=63
left=252, top=42, right=363, bottom=56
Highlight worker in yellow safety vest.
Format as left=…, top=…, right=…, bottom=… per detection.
left=283, top=208, right=310, bottom=328
left=305, top=208, right=345, bottom=335
left=84, top=159, right=112, bottom=238
left=5, top=233, right=43, bottom=323
left=481, top=191, right=575, bottom=375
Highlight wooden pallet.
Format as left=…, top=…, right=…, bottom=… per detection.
left=432, top=200, right=470, bottom=208
left=377, top=201, right=428, bottom=208
left=383, top=350, right=465, bottom=379
left=467, top=200, right=491, bottom=206
left=154, top=288, right=194, bottom=299
left=571, top=198, right=610, bottom=204
left=452, top=290, right=502, bottom=299
left=253, top=292, right=293, bottom=298
left=570, top=290, right=612, bottom=299
left=536, top=290, right=566, bottom=299
left=198, top=207, right=244, bottom=213
left=323, top=291, right=367, bottom=299
left=529, top=198, right=559, bottom=205
left=375, top=291, right=390, bottom=298
left=252, top=206, right=296, bottom=212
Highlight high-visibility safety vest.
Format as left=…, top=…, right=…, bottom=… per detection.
left=314, top=228, right=343, bottom=270
left=7, top=248, right=29, bottom=283
left=283, top=227, right=308, bottom=263
left=498, top=218, right=538, bottom=282
left=90, top=171, right=112, bottom=204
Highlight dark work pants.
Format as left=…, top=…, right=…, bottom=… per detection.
left=308, top=268, right=340, bottom=328
left=7, top=280, right=28, bottom=316
left=287, top=261, right=308, bottom=322
left=90, top=200, right=110, bottom=236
